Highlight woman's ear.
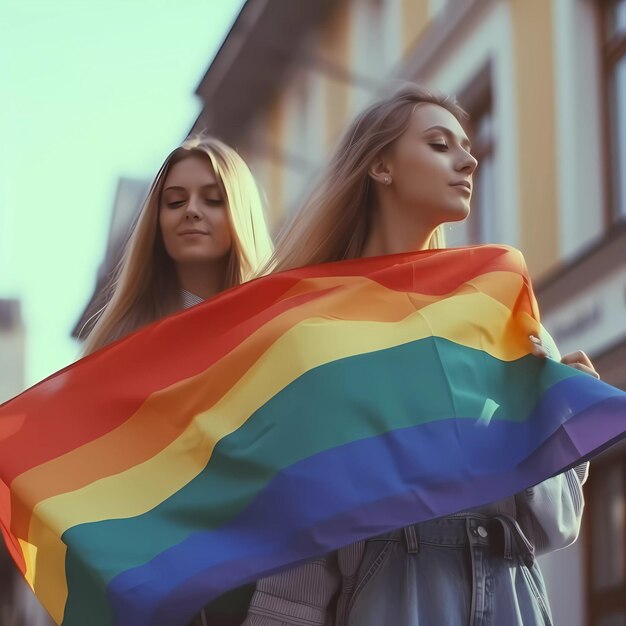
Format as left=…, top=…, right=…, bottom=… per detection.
left=368, top=155, right=392, bottom=187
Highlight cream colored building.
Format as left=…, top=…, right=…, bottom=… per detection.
left=192, top=1, right=626, bottom=624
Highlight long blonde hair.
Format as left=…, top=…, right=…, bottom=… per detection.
left=268, top=84, right=468, bottom=273
left=83, top=134, right=273, bottom=354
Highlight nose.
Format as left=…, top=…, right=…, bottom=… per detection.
left=456, top=151, right=478, bottom=176
left=184, top=196, right=202, bottom=221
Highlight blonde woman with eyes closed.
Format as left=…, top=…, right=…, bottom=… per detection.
left=83, top=134, right=273, bottom=355
left=242, top=84, right=597, bottom=626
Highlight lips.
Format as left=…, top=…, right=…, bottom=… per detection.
left=179, top=230, right=210, bottom=235
left=450, top=181, right=472, bottom=191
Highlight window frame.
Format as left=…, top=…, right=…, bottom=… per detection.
left=600, top=0, right=626, bottom=225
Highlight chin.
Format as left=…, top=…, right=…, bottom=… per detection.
left=173, top=251, right=229, bottom=265
left=440, top=204, right=471, bottom=223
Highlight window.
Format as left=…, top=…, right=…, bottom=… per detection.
left=586, top=452, right=626, bottom=624
left=428, top=0, right=450, bottom=19
left=603, top=0, right=626, bottom=220
left=349, top=0, right=386, bottom=117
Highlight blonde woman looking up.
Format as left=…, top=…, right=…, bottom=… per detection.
left=243, top=84, right=597, bottom=626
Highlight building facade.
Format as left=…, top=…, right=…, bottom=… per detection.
left=72, top=177, right=149, bottom=339
left=192, top=1, right=626, bottom=624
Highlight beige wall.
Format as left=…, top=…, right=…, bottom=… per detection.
left=402, top=0, right=430, bottom=53
left=321, top=0, right=351, bottom=152
left=510, top=0, right=559, bottom=277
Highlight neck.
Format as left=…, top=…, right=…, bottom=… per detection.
left=176, top=259, right=229, bottom=301
left=361, top=194, right=436, bottom=258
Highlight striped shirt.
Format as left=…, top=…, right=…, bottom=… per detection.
left=181, top=289, right=204, bottom=309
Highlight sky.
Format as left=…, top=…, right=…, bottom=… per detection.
left=0, top=0, right=245, bottom=388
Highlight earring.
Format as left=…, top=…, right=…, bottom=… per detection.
left=384, top=176, right=391, bottom=185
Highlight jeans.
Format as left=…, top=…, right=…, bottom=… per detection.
left=346, top=515, right=553, bottom=626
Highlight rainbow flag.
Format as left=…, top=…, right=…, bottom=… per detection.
left=1, top=245, right=625, bottom=626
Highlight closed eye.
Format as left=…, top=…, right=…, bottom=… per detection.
left=166, top=201, right=185, bottom=208
left=429, top=143, right=448, bottom=152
